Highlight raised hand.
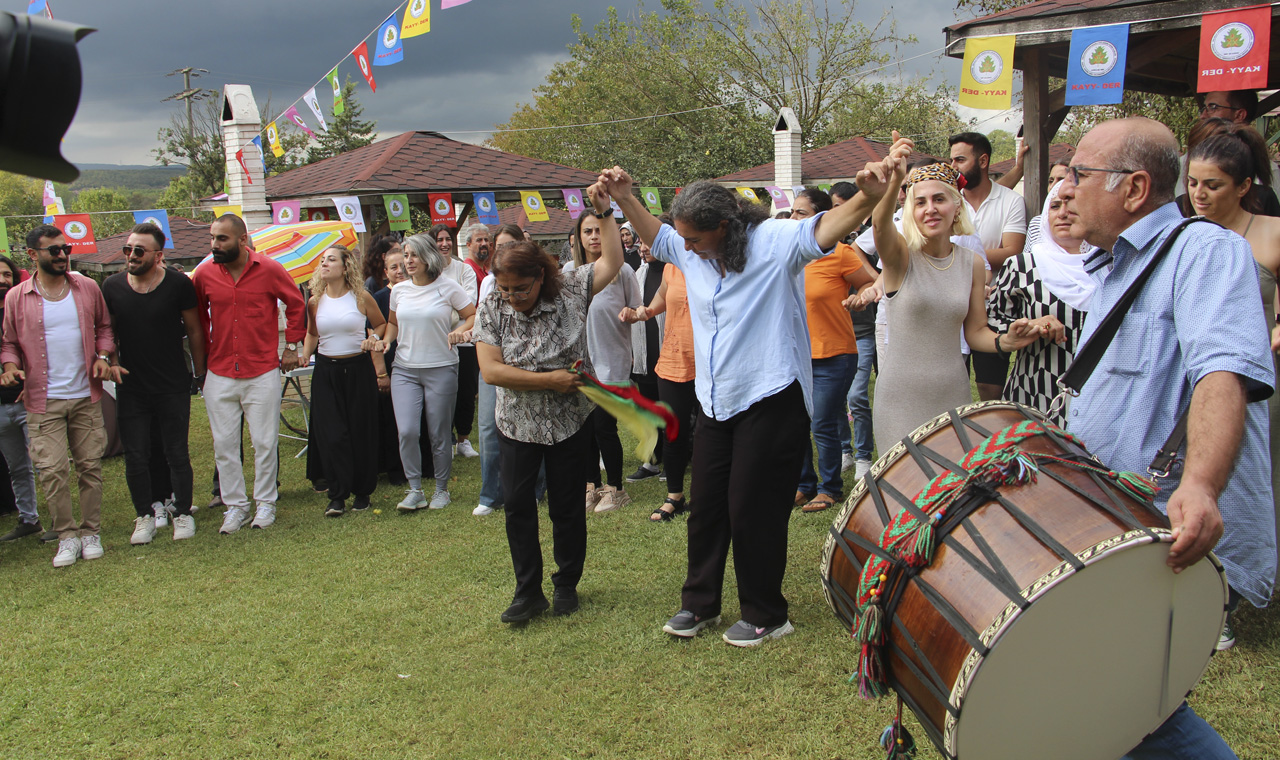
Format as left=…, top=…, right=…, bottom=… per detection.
left=586, top=181, right=612, bottom=214
left=598, top=166, right=634, bottom=201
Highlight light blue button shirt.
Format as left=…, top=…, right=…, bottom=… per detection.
left=650, top=214, right=831, bottom=421
left=1068, top=202, right=1276, bottom=606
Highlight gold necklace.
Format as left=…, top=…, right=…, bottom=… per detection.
left=129, top=268, right=163, bottom=294
left=923, top=247, right=955, bottom=271
left=35, top=277, right=68, bottom=300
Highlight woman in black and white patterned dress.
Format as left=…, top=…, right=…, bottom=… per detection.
left=988, top=181, right=1094, bottom=425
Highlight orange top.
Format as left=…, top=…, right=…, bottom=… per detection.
left=804, top=243, right=862, bottom=359
left=654, top=264, right=695, bottom=383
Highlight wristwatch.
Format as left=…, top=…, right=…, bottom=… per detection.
left=286, top=342, right=298, bottom=351
left=592, top=209, right=613, bottom=220
left=96, top=352, right=110, bottom=362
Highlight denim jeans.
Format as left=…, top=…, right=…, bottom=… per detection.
left=798, top=353, right=856, bottom=498
left=0, top=401, right=38, bottom=524
left=477, top=376, right=503, bottom=508
left=1122, top=702, right=1236, bottom=759
left=117, top=390, right=194, bottom=516
left=841, top=334, right=876, bottom=461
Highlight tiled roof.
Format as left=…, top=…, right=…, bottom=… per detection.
left=495, top=204, right=577, bottom=237
left=265, top=131, right=600, bottom=201
left=73, top=217, right=210, bottom=271
left=989, top=143, right=1075, bottom=176
left=948, top=0, right=1153, bottom=32
left=715, top=136, right=939, bottom=184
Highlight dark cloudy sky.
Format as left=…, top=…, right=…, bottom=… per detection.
left=48, top=0, right=997, bottom=167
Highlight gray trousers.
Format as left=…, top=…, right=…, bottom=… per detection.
left=0, top=401, right=38, bottom=524
left=391, top=364, right=458, bottom=493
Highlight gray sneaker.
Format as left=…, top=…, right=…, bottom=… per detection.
left=397, top=489, right=427, bottom=512
left=722, top=619, right=795, bottom=647
left=662, top=610, right=721, bottom=638
left=219, top=507, right=249, bottom=535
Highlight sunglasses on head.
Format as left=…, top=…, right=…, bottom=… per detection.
left=34, top=245, right=73, bottom=256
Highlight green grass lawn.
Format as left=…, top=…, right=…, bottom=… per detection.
left=1, top=398, right=1276, bottom=759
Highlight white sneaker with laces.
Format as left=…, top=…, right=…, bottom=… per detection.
left=131, top=516, right=156, bottom=545
left=854, top=459, right=872, bottom=481
left=53, top=537, right=81, bottom=568
left=455, top=439, right=479, bottom=458
left=397, top=489, right=427, bottom=511
left=219, top=507, right=249, bottom=534
left=841, top=452, right=856, bottom=472
left=473, top=504, right=495, bottom=516
left=152, top=500, right=172, bottom=528
left=429, top=489, right=451, bottom=509
left=251, top=505, right=276, bottom=529
left=172, top=514, right=196, bottom=540
left=80, top=534, right=104, bottom=560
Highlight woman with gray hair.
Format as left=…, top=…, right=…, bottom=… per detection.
left=382, top=234, right=476, bottom=511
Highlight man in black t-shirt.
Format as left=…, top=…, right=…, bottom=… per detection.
left=101, top=223, right=206, bottom=544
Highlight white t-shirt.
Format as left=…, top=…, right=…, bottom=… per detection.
left=966, top=182, right=1026, bottom=252
left=442, top=258, right=478, bottom=339
left=44, top=294, right=90, bottom=400
left=390, top=277, right=472, bottom=369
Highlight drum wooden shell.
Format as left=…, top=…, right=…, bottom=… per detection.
left=819, top=403, right=1228, bottom=760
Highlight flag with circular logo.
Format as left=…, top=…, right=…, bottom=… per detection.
left=1198, top=5, right=1271, bottom=92
left=132, top=209, right=174, bottom=249
left=331, top=196, right=366, bottom=232
left=374, top=14, right=404, bottom=66
left=764, top=186, right=789, bottom=209
left=403, top=0, right=431, bottom=38
left=303, top=88, right=328, bottom=133
left=429, top=193, right=456, bottom=226
left=52, top=214, right=96, bottom=253
left=211, top=205, right=243, bottom=220
left=266, top=120, right=284, bottom=158
left=472, top=192, right=499, bottom=225
left=791, top=185, right=807, bottom=198
left=305, top=208, right=332, bottom=222
left=561, top=189, right=585, bottom=220
left=283, top=106, right=314, bottom=139
left=272, top=201, right=302, bottom=225
left=352, top=41, right=377, bottom=93
left=327, top=67, right=345, bottom=115
left=736, top=187, right=761, bottom=202
left=520, top=191, right=549, bottom=222
left=441, top=0, right=472, bottom=7
left=641, top=187, right=663, bottom=214
left=384, top=194, right=411, bottom=231
left=958, top=35, right=1016, bottom=110
left=1066, top=24, right=1129, bottom=106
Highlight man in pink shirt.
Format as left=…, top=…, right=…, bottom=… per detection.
left=193, top=215, right=305, bottom=534
left=1, top=224, right=116, bottom=568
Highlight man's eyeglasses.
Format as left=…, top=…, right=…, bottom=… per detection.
left=1064, top=166, right=1136, bottom=186
left=495, top=281, right=536, bottom=300
left=32, top=245, right=72, bottom=256
left=121, top=245, right=157, bottom=257
left=1201, top=101, right=1232, bottom=116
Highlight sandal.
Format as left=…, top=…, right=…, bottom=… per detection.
left=801, top=494, right=837, bottom=513
left=650, top=496, right=687, bottom=522
left=794, top=490, right=816, bottom=507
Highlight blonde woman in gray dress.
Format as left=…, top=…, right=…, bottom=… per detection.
left=854, top=137, right=1064, bottom=455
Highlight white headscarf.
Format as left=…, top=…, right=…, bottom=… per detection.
left=1031, top=181, right=1095, bottom=311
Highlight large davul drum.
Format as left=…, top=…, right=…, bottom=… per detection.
left=819, top=402, right=1227, bottom=760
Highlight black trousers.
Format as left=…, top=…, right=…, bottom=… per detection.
left=309, top=353, right=379, bottom=500
left=632, top=373, right=664, bottom=465
left=117, top=390, right=194, bottom=517
left=499, top=423, right=590, bottom=601
left=683, top=382, right=809, bottom=627
left=585, top=408, right=624, bottom=488
left=655, top=376, right=698, bottom=494
left=453, top=345, right=478, bottom=439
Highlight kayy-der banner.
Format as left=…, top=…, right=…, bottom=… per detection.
left=332, top=196, right=366, bottom=232
left=562, top=189, right=584, bottom=219
left=1066, top=24, right=1129, bottom=106
left=959, top=35, right=1016, bottom=110
left=1199, top=4, right=1271, bottom=92
left=353, top=41, right=377, bottom=93
left=272, top=201, right=302, bottom=225
left=305, top=208, right=332, bottom=222
left=303, top=88, right=329, bottom=133
left=384, top=194, right=411, bottom=231
left=374, top=14, right=404, bottom=67
left=53, top=214, right=96, bottom=253
left=327, top=67, right=345, bottom=115
left=267, top=121, right=285, bottom=157
left=211, top=204, right=243, bottom=220
left=403, top=0, right=430, bottom=37
left=283, top=106, right=314, bottom=139
left=641, top=187, right=663, bottom=215
left=429, top=193, right=456, bottom=226
left=765, top=186, right=790, bottom=209
left=132, top=209, right=174, bottom=249
left=472, top=192, right=499, bottom=225
left=520, top=191, right=549, bottom=222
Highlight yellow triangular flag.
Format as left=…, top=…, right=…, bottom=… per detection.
left=737, top=187, right=760, bottom=202
left=958, top=35, right=1016, bottom=110
left=211, top=205, right=243, bottom=219
left=402, top=0, right=430, bottom=38
left=521, top=191, right=549, bottom=222
left=266, top=121, right=285, bottom=158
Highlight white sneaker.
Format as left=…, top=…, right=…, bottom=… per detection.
left=455, top=439, right=479, bottom=458
left=131, top=516, right=156, bottom=545
left=152, top=500, right=172, bottom=528
left=841, top=452, right=856, bottom=472
left=219, top=507, right=249, bottom=535
left=53, top=537, right=81, bottom=567
left=428, top=489, right=451, bottom=510
left=251, top=505, right=276, bottom=529
left=397, top=489, right=427, bottom=511
left=172, top=514, right=196, bottom=540
left=854, top=459, right=872, bottom=481
left=473, top=504, right=495, bottom=516
left=80, top=534, right=104, bottom=560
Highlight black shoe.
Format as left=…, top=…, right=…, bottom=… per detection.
left=324, top=499, right=345, bottom=517
left=351, top=495, right=371, bottom=511
left=0, top=519, right=41, bottom=542
left=625, top=464, right=661, bottom=483
left=552, top=588, right=580, bottom=616
left=40, top=528, right=59, bottom=543
left=501, top=596, right=550, bottom=623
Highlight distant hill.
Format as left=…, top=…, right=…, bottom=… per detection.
left=69, top=165, right=186, bottom=191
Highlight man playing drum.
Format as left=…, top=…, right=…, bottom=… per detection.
left=1060, top=116, right=1276, bottom=759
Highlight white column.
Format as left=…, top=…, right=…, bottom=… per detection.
left=772, top=108, right=802, bottom=214
left=220, top=85, right=272, bottom=231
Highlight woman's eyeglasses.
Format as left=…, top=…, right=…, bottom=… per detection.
left=495, top=281, right=536, bottom=300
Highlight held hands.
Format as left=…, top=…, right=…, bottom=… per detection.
left=91, top=358, right=116, bottom=381
left=104, top=364, right=130, bottom=384
left=280, top=349, right=301, bottom=373
left=361, top=328, right=389, bottom=354
left=843, top=280, right=884, bottom=312
left=1165, top=481, right=1225, bottom=572
left=0, top=368, right=25, bottom=387
left=586, top=180, right=612, bottom=215
left=619, top=306, right=648, bottom=323
left=597, top=166, right=634, bottom=204
left=545, top=369, right=583, bottom=395
left=447, top=328, right=469, bottom=346
left=856, top=131, right=914, bottom=202
left=1004, top=316, right=1066, bottom=350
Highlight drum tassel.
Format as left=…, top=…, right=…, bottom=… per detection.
left=879, top=700, right=918, bottom=758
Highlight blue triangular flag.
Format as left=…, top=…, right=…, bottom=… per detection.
left=133, top=209, right=174, bottom=249
left=1065, top=24, right=1128, bottom=106
left=473, top=192, right=499, bottom=225
left=373, top=15, right=404, bottom=66
left=251, top=135, right=267, bottom=172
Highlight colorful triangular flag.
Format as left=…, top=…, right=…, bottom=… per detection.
left=303, top=88, right=328, bottom=133
left=521, top=191, right=549, bottom=222
left=283, top=106, right=314, bottom=139
left=384, top=194, right=411, bottom=231
left=441, top=0, right=473, bottom=8
left=132, top=210, right=174, bottom=249
left=403, top=0, right=431, bottom=38
left=327, top=67, right=345, bottom=115
left=266, top=121, right=285, bottom=157
left=374, top=15, right=404, bottom=67
left=353, top=42, right=377, bottom=93
left=332, top=196, right=366, bottom=233
left=562, top=189, right=584, bottom=220
left=473, top=192, right=499, bottom=225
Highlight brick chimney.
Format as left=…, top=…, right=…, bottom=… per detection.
left=773, top=107, right=802, bottom=211
left=220, top=85, right=271, bottom=230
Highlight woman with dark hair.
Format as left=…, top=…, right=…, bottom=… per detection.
left=430, top=224, right=458, bottom=262
left=474, top=185, right=623, bottom=623
left=363, top=235, right=401, bottom=293
left=601, top=146, right=898, bottom=647
left=570, top=209, right=640, bottom=513
left=789, top=188, right=876, bottom=512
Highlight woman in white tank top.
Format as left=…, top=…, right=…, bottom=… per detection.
left=301, top=245, right=389, bottom=516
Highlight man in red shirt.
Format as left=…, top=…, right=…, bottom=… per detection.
left=193, top=215, right=305, bottom=534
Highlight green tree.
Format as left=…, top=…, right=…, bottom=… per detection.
left=0, top=171, right=48, bottom=262
left=826, top=80, right=971, bottom=157
left=987, top=128, right=1016, bottom=164
left=306, top=81, right=377, bottom=164
left=73, top=187, right=135, bottom=238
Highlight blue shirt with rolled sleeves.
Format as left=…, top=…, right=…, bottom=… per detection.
left=1068, top=202, right=1276, bottom=607
left=649, top=213, right=832, bottom=421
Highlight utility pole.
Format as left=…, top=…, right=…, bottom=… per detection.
left=163, top=67, right=213, bottom=142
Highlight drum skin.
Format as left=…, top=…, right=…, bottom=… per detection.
left=820, top=402, right=1228, bottom=759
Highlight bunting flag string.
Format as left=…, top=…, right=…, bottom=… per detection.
left=53, top=214, right=96, bottom=253
left=521, top=191, right=549, bottom=222
left=765, top=186, right=789, bottom=209
left=332, top=196, right=367, bottom=232
left=272, top=201, right=302, bottom=225
left=562, top=189, right=584, bottom=220
left=303, top=88, right=329, bottom=133
left=133, top=210, right=175, bottom=249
